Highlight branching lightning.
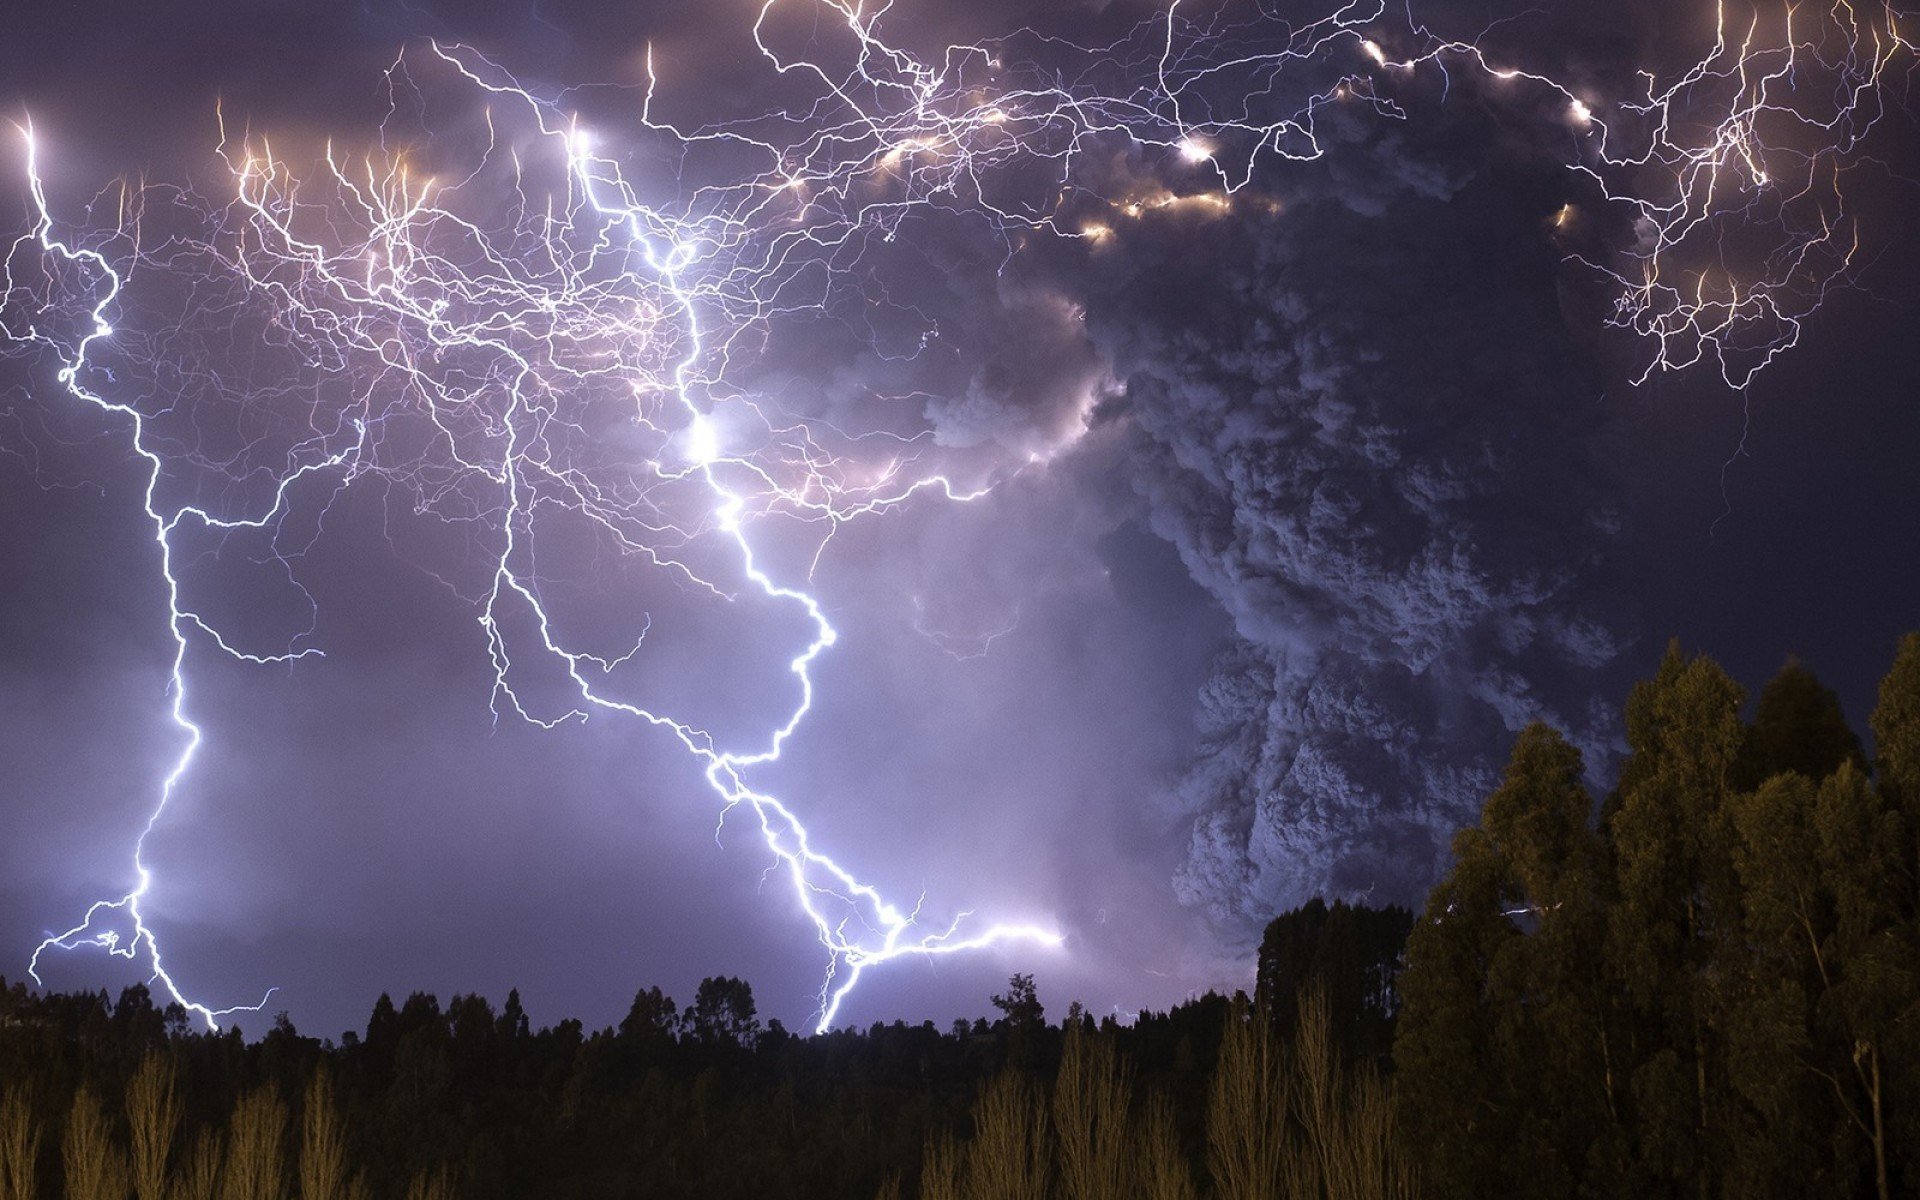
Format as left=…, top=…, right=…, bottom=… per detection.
left=3, top=0, right=1909, bottom=1030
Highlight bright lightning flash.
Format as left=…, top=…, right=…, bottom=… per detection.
left=3, top=0, right=1909, bottom=1031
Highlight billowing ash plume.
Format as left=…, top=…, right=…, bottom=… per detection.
left=867, top=98, right=1630, bottom=937
left=1087, top=118, right=1624, bottom=929
left=6, top=0, right=1899, bottom=1022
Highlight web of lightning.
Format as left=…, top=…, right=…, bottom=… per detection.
left=3, top=0, right=1910, bottom=1031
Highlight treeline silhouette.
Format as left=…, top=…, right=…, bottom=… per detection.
left=0, top=939, right=1407, bottom=1200
left=1, top=633, right=1917, bottom=1199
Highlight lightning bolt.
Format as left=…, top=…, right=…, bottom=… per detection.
left=4, top=0, right=1909, bottom=1031
left=9, top=123, right=299, bottom=1029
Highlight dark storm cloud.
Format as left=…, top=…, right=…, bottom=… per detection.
left=861, top=80, right=1631, bottom=934
left=0, top=0, right=1619, bottom=1006
left=3, top=0, right=1915, bottom=1035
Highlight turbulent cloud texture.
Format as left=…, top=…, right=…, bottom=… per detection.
left=1094, top=120, right=1623, bottom=928
left=13, top=0, right=1911, bottom=1033
left=865, top=97, right=1631, bottom=936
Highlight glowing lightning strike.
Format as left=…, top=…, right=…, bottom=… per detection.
left=3, top=0, right=1910, bottom=1031
left=9, top=110, right=1059, bottom=1031
left=9, top=122, right=318, bottom=1029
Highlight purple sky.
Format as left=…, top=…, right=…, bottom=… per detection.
left=2, top=0, right=1917, bottom=1040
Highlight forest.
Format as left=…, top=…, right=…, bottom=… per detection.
left=2, top=633, right=1917, bottom=1200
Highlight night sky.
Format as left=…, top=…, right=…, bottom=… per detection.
left=2, top=0, right=1916, bottom=1040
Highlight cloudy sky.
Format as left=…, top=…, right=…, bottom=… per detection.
left=2, top=0, right=1916, bottom=1039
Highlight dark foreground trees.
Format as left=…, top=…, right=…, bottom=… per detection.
left=0, top=966, right=1413, bottom=1200
left=1397, top=635, right=1920, bottom=1200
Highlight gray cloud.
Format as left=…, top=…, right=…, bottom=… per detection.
left=20, top=0, right=1909, bottom=1035
left=1066, top=114, right=1623, bottom=932
left=810, top=89, right=1632, bottom=941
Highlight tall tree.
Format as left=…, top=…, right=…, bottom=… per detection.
left=1395, top=820, right=1515, bottom=1200
left=1870, top=634, right=1920, bottom=815
left=988, top=977, right=1044, bottom=1031
left=1206, top=997, right=1288, bottom=1200
left=0, top=1086, right=38, bottom=1200
left=1397, top=722, right=1618, bottom=1200
left=1725, top=770, right=1850, bottom=1197
left=991, top=975, right=1046, bottom=1071
left=1051, top=1026, right=1132, bottom=1200
left=1605, top=644, right=1745, bottom=1199
left=220, top=1087, right=286, bottom=1200
left=125, top=1052, right=180, bottom=1200
left=965, top=1072, right=1049, bottom=1200
left=1483, top=723, right=1623, bottom=1196
left=1734, top=658, right=1866, bottom=789
left=173, top=1130, right=223, bottom=1200
left=1135, top=1093, right=1196, bottom=1200
left=63, top=1087, right=127, bottom=1200
left=1813, top=764, right=1911, bottom=1200
left=1866, top=634, right=1920, bottom=1194
left=617, top=987, right=679, bottom=1052
left=299, top=1069, right=349, bottom=1200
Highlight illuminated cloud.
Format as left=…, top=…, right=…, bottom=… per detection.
left=0, top=0, right=1907, bottom=1029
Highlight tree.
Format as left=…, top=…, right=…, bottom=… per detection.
left=1869, top=633, right=1920, bottom=815
left=1395, top=824, right=1514, bottom=1200
left=964, top=1072, right=1049, bottom=1200
left=113, top=985, right=167, bottom=1054
left=1734, top=658, right=1866, bottom=789
left=990, top=974, right=1046, bottom=1071
left=126, top=1052, right=180, bottom=1200
left=1254, top=899, right=1412, bottom=1065
left=687, top=978, right=759, bottom=1049
left=173, top=1129, right=223, bottom=1200
left=1862, top=635, right=1920, bottom=1194
left=1136, top=1094, right=1196, bottom=1200
left=0, top=1086, right=38, bottom=1200
left=401, top=1169, right=454, bottom=1200
left=1397, top=722, right=1617, bottom=1200
left=63, top=1087, right=128, bottom=1200
left=917, top=1134, right=963, bottom=1200
left=220, top=1087, right=286, bottom=1200
left=1287, top=991, right=1417, bottom=1200
left=498, top=989, right=529, bottom=1041
left=1605, top=644, right=1745, bottom=1199
left=1051, top=1026, right=1131, bottom=1200
left=298, top=1068, right=349, bottom=1200
left=618, top=986, right=679, bottom=1051
left=988, top=975, right=1043, bottom=1030
left=1206, top=996, right=1288, bottom=1200
left=1485, top=723, right=1623, bottom=1194
left=1812, top=764, right=1911, bottom=1200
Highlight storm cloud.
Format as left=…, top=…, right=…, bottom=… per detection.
left=868, top=87, right=1632, bottom=937
left=3, top=0, right=1914, bottom=1036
